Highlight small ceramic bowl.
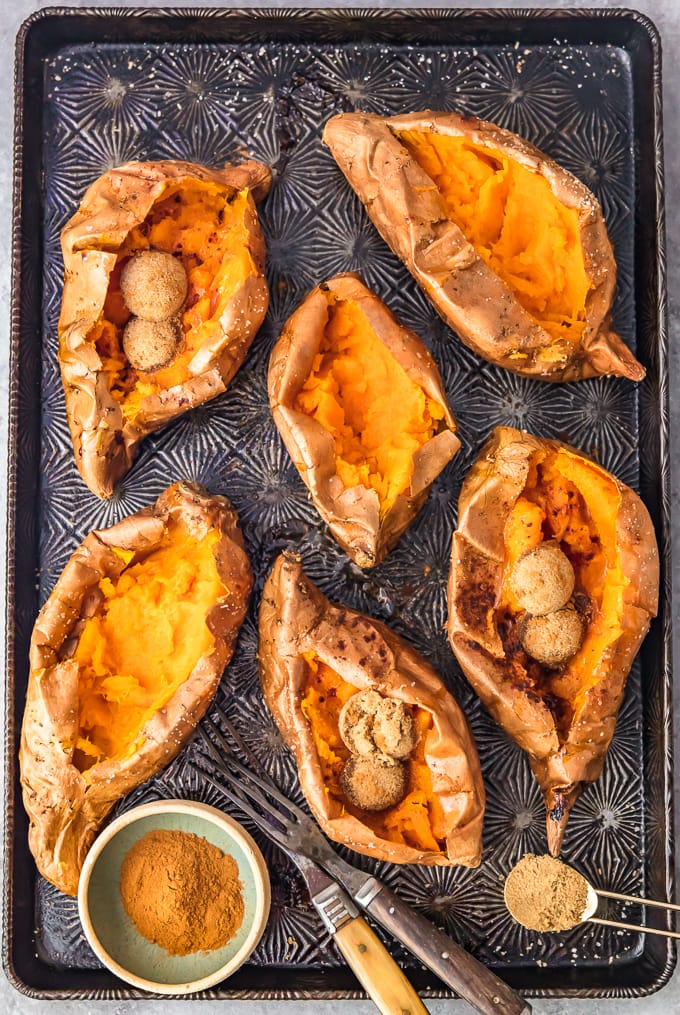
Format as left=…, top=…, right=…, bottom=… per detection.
left=78, top=798, right=270, bottom=994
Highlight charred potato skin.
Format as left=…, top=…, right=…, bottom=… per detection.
left=268, top=272, right=460, bottom=567
left=259, top=553, right=485, bottom=867
left=59, top=159, right=272, bottom=499
left=447, top=427, right=659, bottom=853
left=323, top=110, right=644, bottom=383
left=20, top=481, right=253, bottom=896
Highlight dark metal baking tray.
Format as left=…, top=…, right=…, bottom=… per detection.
left=5, top=5, right=672, bottom=1002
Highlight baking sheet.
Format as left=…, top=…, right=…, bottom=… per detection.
left=5, top=6, right=672, bottom=1000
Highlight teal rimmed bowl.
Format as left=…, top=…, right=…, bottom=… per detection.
left=77, top=799, right=270, bottom=994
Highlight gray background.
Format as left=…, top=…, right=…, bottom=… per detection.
left=1, top=1, right=678, bottom=1013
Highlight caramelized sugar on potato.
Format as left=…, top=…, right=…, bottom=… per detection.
left=448, top=427, right=658, bottom=855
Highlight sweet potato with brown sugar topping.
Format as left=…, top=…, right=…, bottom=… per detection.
left=59, top=159, right=271, bottom=498
left=259, top=553, right=485, bottom=867
left=447, top=427, right=659, bottom=854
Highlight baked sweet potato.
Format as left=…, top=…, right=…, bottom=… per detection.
left=447, top=427, right=659, bottom=854
left=268, top=273, right=460, bottom=567
left=324, top=110, right=644, bottom=383
left=20, top=481, right=252, bottom=895
left=59, top=159, right=271, bottom=499
left=259, top=553, right=485, bottom=867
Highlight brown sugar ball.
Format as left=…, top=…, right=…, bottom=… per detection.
left=509, top=543, right=575, bottom=616
left=120, top=250, right=188, bottom=321
left=123, top=317, right=181, bottom=373
left=338, top=690, right=416, bottom=761
left=372, top=698, right=416, bottom=760
left=340, top=755, right=408, bottom=812
left=338, top=690, right=384, bottom=758
left=520, top=607, right=585, bottom=668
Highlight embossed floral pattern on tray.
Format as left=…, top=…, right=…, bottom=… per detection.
left=27, top=27, right=669, bottom=995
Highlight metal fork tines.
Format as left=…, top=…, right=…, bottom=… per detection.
left=190, top=705, right=532, bottom=1015
left=191, top=708, right=365, bottom=888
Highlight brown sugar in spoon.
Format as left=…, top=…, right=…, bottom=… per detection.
left=504, top=853, right=680, bottom=938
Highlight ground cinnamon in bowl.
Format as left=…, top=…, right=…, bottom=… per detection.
left=504, top=853, right=589, bottom=932
left=119, top=828, right=245, bottom=956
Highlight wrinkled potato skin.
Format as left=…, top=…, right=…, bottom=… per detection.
left=447, top=427, right=659, bottom=854
left=20, top=481, right=252, bottom=895
left=259, top=553, right=485, bottom=867
left=268, top=272, right=460, bottom=567
left=59, top=159, right=271, bottom=499
left=323, top=111, right=644, bottom=383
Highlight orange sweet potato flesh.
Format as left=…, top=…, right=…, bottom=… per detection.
left=300, top=656, right=446, bottom=853
left=93, top=183, right=256, bottom=413
left=72, top=521, right=224, bottom=771
left=59, top=159, right=271, bottom=498
left=259, top=553, right=485, bottom=867
left=269, top=273, right=460, bottom=567
left=293, top=294, right=447, bottom=516
left=397, top=132, right=591, bottom=345
left=20, top=481, right=252, bottom=895
left=448, top=428, right=659, bottom=855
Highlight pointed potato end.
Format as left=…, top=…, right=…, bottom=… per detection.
left=545, top=784, right=582, bottom=856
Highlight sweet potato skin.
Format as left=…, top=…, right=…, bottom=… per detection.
left=323, top=110, right=644, bottom=383
left=259, top=553, right=485, bottom=867
left=20, top=481, right=252, bottom=895
left=268, top=272, right=460, bottom=567
left=447, top=427, right=659, bottom=854
left=59, top=159, right=271, bottom=499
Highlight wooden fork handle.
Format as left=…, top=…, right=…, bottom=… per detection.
left=364, top=884, right=530, bottom=1015
left=334, top=915, right=430, bottom=1015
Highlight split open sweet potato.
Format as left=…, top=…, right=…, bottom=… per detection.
left=20, top=481, right=252, bottom=895
left=447, top=427, right=659, bottom=853
left=59, top=159, right=271, bottom=498
left=268, top=273, right=460, bottom=567
left=324, top=111, right=644, bottom=383
left=259, top=553, right=485, bottom=867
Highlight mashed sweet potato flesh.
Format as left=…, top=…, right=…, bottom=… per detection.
left=300, top=653, right=447, bottom=852
left=91, top=181, right=256, bottom=418
left=293, top=297, right=446, bottom=515
left=500, top=449, right=627, bottom=727
left=396, top=130, right=591, bottom=343
left=72, top=519, right=225, bottom=771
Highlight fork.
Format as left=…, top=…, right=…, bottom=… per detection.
left=190, top=706, right=530, bottom=1015
left=193, top=714, right=429, bottom=1015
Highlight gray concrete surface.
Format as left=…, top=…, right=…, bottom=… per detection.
left=1, top=1, right=678, bottom=1013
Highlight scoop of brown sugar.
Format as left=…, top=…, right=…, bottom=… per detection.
left=521, top=606, right=584, bottom=667
left=340, top=754, right=407, bottom=811
left=338, top=689, right=416, bottom=760
left=121, top=250, right=188, bottom=321
left=504, top=853, right=589, bottom=932
left=509, top=542, right=575, bottom=616
left=123, top=317, right=181, bottom=373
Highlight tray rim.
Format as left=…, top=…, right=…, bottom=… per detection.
left=4, top=4, right=674, bottom=1002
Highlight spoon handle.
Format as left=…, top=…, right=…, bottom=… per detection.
left=589, top=916, right=680, bottom=939
left=596, top=889, right=680, bottom=912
